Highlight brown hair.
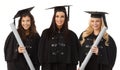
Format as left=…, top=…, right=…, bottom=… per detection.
left=17, top=13, right=37, bottom=40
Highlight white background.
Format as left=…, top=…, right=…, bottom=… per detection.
left=0, top=0, right=119, bottom=70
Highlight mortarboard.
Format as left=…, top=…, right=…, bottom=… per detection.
left=13, top=6, right=34, bottom=25
left=85, top=11, right=108, bottom=28
left=46, top=5, right=71, bottom=21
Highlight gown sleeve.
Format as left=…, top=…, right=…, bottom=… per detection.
left=33, top=33, right=41, bottom=70
left=107, top=35, right=117, bottom=68
left=70, top=31, right=80, bottom=64
left=4, top=32, right=18, bottom=61
left=38, top=29, right=48, bottom=64
left=78, top=32, right=83, bottom=66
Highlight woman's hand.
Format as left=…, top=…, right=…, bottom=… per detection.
left=77, top=67, right=80, bottom=70
left=18, top=46, right=25, bottom=53
left=91, top=46, right=99, bottom=55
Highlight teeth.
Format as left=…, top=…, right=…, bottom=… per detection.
left=94, top=25, right=97, bottom=27
left=24, top=25, right=28, bottom=27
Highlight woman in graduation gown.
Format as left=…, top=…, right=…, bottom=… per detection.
left=38, top=5, right=80, bottom=70
left=4, top=7, right=40, bottom=70
left=78, top=11, right=117, bottom=70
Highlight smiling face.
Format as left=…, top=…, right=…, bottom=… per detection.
left=21, top=16, right=31, bottom=30
left=90, top=17, right=102, bottom=31
left=55, top=11, right=65, bottom=29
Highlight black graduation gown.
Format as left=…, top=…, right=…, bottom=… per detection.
left=4, top=32, right=40, bottom=70
left=79, top=33, right=117, bottom=70
left=38, top=29, right=80, bottom=70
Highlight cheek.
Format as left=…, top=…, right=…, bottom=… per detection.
left=28, top=22, right=31, bottom=26
left=21, top=22, right=24, bottom=27
left=62, top=18, right=65, bottom=22
left=96, top=22, right=101, bottom=27
left=59, top=18, right=65, bottom=24
left=90, top=22, right=94, bottom=27
left=55, top=18, right=58, bottom=22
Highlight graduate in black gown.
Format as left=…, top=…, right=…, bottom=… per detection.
left=38, top=5, right=80, bottom=70
left=78, top=11, right=117, bottom=70
left=4, top=7, right=40, bottom=70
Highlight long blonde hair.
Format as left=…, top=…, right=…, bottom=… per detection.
left=80, top=17, right=109, bottom=46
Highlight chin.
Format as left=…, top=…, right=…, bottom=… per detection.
left=94, top=28, right=100, bottom=30
left=23, top=28, right=29, bottom=30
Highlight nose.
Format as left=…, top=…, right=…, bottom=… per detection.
left=93, top=21, right=97, bottom=25
left=24, top=21, right=28, bottom=24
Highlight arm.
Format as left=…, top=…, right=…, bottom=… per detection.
left=4, top=32, right=18, bottom=61
left=107, top=36, right=117, bottom=68
left=38, top=29, right=48, bottom=64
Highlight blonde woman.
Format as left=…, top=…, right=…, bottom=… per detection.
left=78, top=11, right=117, bottom=70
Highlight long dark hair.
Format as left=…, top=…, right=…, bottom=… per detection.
left=48, top=9, right=70, bottom=42
left=49, top=10, right=68, bottom=31
left=17, top=13, right=37, bottom=41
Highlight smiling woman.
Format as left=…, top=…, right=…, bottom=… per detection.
left=55, top=12, right=65, bottom=29
left=21, top=16, right=31, bottom=31
left=4, top=7, right=40, bottom=70
left=38, top=5, right=80, bottom=70
left=0, top=0, right=120, bottom=70
left=90, top=18, right=102, bottom=32
left=78, top=11, right=117, bottom=70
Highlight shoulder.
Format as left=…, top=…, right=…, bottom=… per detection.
left=68, top=30, right=77, bottom=35
left=34, top=32, right=40, bottom=38
left=108, top=35, right=116, bottom=43
left=68, top=30, right=78, bottom=38
left=6, top=31, right=15, bottom=39
left=4, top=31, right=16, bottom=44
left=8, top=31, right=14, bottom=36
left=79, top=32, right=84, bottom=37
left=40, top=28, right=50, bottom=38
left=108, top=35, right=116, bottom=45
left=108, top=35, right=114, bottom=41
left=42, top=28, right=49, bottom=34
left=79, top=31, right=86, bottom=37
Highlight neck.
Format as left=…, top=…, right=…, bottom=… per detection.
left=57, top=26, right=62, bottom=30
left=25, top=30, right=30, bottom=36
left=94, top=30, right=100, bottom=35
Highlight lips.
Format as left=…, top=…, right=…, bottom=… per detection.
left=93, top=25, right=98, bottom=27
left=23, top=25, right=30, bottom=29
left=57, top=21, right=63, bottom=25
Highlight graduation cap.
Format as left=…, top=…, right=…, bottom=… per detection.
left=46, top=5, right=71, bottom=21
left=13, top=6, right=34, bottom=25
left=85, top=11, right=108, bottom=28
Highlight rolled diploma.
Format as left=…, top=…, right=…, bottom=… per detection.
left=80, top=26, right=107, bottom=70
left=10, top=23, right=35, bottom=70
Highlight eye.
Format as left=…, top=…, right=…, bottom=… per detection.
left=55, top=15, right=59, bottom=18
left=22, top=20, right=25, bottom=22
left=61, top=15, right=65, bottom=18
left=27, top=19, right=30, bottom=22
left=96, top=20, right=100, bottom=22
left=91, top=20, right=94, bottom=23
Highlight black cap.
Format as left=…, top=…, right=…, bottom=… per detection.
left=85, top=11, right=108, bottom=18
left=85, top=11, right=108, bottom=28
left=14, top=6, right=34, bottom=19
left=46, top=5, right=71, bottom=21
left=13, top=6, right=34, bottom=25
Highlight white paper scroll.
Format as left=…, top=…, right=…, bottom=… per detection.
left=10, top=23, right=35, bottom=70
